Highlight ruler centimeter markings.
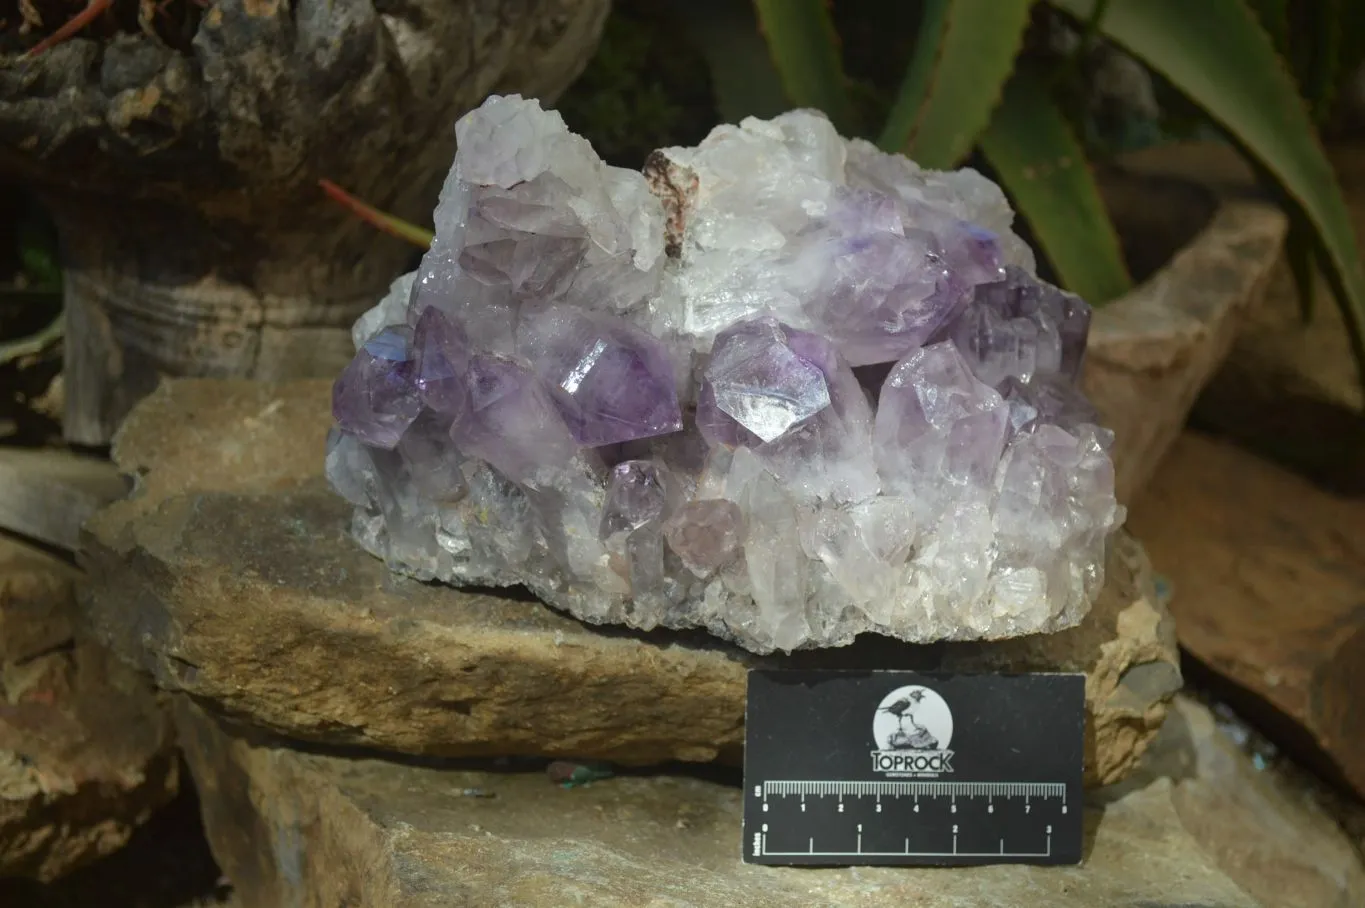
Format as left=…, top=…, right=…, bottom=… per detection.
left=742, top=670, right=1085, bottom=867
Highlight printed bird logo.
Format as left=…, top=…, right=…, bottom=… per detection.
left=878, top=688, right=940, bottom=750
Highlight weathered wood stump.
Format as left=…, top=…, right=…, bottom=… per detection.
left=0, top=0, right=610, bottom=444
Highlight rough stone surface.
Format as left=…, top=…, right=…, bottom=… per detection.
left=1, top=0, right=611, bottom=445
left=83, top=378, right=1176, bottom=784
left=1081, top=144, right=1288, bottom=503
left=1128, top=431, right=1365, bottom=800
left=0, top=537, right=177, bottom=882
left=1117, top=696, right=1365, bottom=908
left=0, top=450, right=128, bottom=552
left=176, top=696, right=1311, bottom=908
left=329, top=96, right=1123, bottom=654
left=1188, top=141, right=1365, bottom=493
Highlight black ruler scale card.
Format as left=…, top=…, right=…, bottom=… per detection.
left=742, top=670, right=1085, bottom=867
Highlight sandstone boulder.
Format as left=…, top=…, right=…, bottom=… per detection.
left=1129, top=432, right=1365, bottom=799
left=0, top=536, right=177, bottom=881
left=175, top=695, right=1357, bottom=908
left=83, top=380, right=1181, bottom=784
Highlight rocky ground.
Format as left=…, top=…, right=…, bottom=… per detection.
left=0, top=93, right=1362, bottom=908
left=0, top=372, right=1349, bottom=907
left=171, top=693, right=1360, bottom=908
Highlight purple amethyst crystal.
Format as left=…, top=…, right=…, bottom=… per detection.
left=698, top=316, right=877, bottom=501
left=873, top=341, right=1008, bottom=492
left=945, top=266, right=1092, bottom=386
left=599, top=460, right=679, bottom=543
left=999, top=374, right=1102, bottom=438
left=788, top=189, right=984, bottom=367
left=413, top=307, right=471, bottom=419
left=459, top=174, right=590, bottom=297
left=397, top=409, right=467, bottom=501
left=331, top=326, right=423, bottom=449
left=697, top=318, right=832, bottom=448
left=516, top=304, right=682, bottom=447
left=329, top=97, right=1123, bottom=655
left=449, top=353, right=575, bottom=482
left=662, top=499, right=744, bottom=576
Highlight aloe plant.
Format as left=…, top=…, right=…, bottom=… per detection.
left=735, top=0, right=1365, bottom=389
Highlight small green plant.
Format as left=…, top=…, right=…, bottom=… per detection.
left=737, top=0, right=1365, bottom=388
left=0, top=202, right=64, bottom=367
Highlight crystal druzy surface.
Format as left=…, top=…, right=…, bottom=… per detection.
left=327, top=95, right=1124, bottom=654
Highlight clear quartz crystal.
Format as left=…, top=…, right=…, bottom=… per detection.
left=327, top=95, right=1123, bottom=654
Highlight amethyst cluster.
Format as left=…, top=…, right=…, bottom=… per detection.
left=326, top=95, right=1123, bottom=654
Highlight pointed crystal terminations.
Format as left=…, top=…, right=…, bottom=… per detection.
left=518, top=304, right=682, bottom=447
left=788, top=188, right=1006, bottom=367
left=662, top=499, right=744, bottom=577
left=331, top=326, right=423, bottom=449
left=449, top=353, right=575, bottom=483
left=945, top=265, right=1092, bottom=387
left=328, top=95, right=1123, bottom=655
left=697, top=316, right=877, bottom=502
left=599, top=460, right=679, bottom=545
left=874, top=341, right=1008, bottom=505
left=412, top=307, right=471, bottom=419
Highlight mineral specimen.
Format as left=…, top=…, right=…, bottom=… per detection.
left=327, top=94, right=1124, bottom=654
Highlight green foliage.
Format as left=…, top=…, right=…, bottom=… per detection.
left=1247, top=0, right=1365, bottom=129
left=669, top=0, right=787, bottom=124
left=319, top=180, right=434, bottom=249
left=751, top=0, right=859, bottom=134
left=1052, top=0, right=1365, bottom=382
left=879, top=0, right=1036, bottom=170
left=680, top=0, right=1365, bottom=389
left=0, top=200, right=63, bottom=367
left=17, top=221, right=61, bottom=293
left=979, top=68, right=1131, bottom=303
left=557, top=1, right=720, bottom=167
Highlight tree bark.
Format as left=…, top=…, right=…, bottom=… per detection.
left=0, top=0, right=611, bottom=443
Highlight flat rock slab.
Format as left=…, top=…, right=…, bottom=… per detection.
left=1128, top=432, right=1365, bottom=799
left=1082, top=163, right=1286, bottom=503
left=1103, top=696, right=1365, bottom=908
left=1190, top=143, right=1365, bottom=492
left=83, top=380, right=1181, bottom=783
left=175, top=695, right=1357, bottom=908
left=0, top=449, right=128, bottom=552
left=0, top=536, right=178, bottom=881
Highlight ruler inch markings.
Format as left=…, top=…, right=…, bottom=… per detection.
left=743, top=670, right=1085, bottom=867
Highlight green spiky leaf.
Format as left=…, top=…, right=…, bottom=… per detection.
left=751, top=0, right=858, bottom=134
left=1244, top=0, right=1289, bottom=55
left=879, top=0, right=1036, bottom=168
left=1049, top=0, right=1365, bottom=387
left=980, top=69, right=1132, bottom=304
left=672, top=0, right=788, bottom=123
left=878, top=0, right=951, bottom=153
